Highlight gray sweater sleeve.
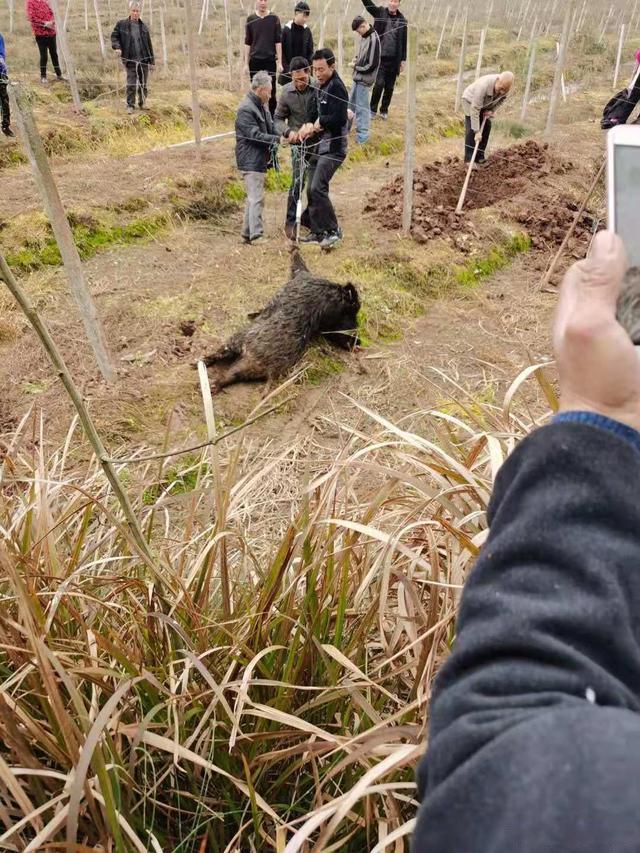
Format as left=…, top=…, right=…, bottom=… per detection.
left=414, top=421, right=640, bottom=852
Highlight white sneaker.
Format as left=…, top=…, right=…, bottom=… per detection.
left=40, top=77, right=48, bottom=84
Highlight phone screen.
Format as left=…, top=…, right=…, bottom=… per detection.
left=614, top=144, right=640, bottom=266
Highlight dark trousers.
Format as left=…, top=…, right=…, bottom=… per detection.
left=249, top=56, right=277, bottom=117
left=35, top=34, right=61, bottom=79
left=370, top=58, right=399, bottom=115
left=124, top=61, right=150, bottom=107
left=302, top=153, right=345, bottom=235
left=0, top=77, right=9, bottom=131
left=464, top=113, right=492, bottom=162
left=286, top=145, right=310, bottom=225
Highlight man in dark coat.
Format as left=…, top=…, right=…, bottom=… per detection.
left=111, top=0, right=155, bottom=112
left=414, top=231, right=640, bottom=853
left=235, top=70, right=287, bottom=244
left=361, top=0, right=407, bottom=119
left=297, top=48, right=349, bottom=250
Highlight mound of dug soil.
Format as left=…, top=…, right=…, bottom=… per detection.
left=366, top=141, right=576, bottom=244
left=511, top=194, right=598, bottom=254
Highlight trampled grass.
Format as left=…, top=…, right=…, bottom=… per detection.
left=0, top=366, right=555, bottom=850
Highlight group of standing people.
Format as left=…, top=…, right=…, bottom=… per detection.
left=237, top=0, right=409, bottom=250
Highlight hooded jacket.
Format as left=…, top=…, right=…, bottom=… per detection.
left=352, top=27, right=381, bottom=86
left=26, top=0, right=56, bottom=37
left=0, top=33, right=6, bottom=73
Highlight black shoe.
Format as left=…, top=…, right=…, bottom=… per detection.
left=300, top=232, right=323, bottom=244
left=1, top=127, right=13, bottom=137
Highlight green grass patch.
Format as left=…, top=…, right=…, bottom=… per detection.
left=225, top=179, right=247, bottom=202
left=5, top=213, right=170, bottom=272
left=455, top=232, right=531, bottom=287
left=265, top=168, right=292, bottom=192
left=305, top=350, right=347, bottom=384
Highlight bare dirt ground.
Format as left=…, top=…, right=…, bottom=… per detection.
left=0, top=103, right=605, bottom=465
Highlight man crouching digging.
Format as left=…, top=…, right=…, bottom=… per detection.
left=462, top=71, right=514, bottom=165
left=202, top=248, right=360, bottom=393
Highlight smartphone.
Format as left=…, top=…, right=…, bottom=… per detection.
left=607, top=125, right=640, bottom=266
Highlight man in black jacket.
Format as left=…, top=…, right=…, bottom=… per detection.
left=297, top=48, right=348, bottom=250
left=280, top=2, right=314, bottom=84
left=235, top=70, right=287, bottom=244
left=414, top=231, right=640, bottom=853
left=111, top=1, right=154, bottom=113
left=361, top=0, right=407, bottom=119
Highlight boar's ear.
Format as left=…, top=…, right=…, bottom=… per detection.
left=345, top=284, right=359, bottom=305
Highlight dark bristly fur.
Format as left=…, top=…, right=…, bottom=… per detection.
left=203, top=248, right=361, bottom=392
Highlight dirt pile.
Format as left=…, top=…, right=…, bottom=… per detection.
left=511, top=195, right=598, bottom=254
left=365, top=141, right=577, bottom=245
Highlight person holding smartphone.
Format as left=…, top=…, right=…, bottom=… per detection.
left=413, top=231, right=640, bottom=853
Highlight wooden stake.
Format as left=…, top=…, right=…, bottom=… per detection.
left=456, top=117, right=487, bottom=214
left=435, top=5, right=450, bottom=60
left=159, top=3, right=168, bottom=71
left=0, top=252, right=154, bottom=564
left=93, top=0, right=107, bottom=58
left=49, top=0, right=83, bottom=110
left=520, top=35, right=536, bottom=119
left=455, top=5, right=469, bottom=112
left=545, top=0, right=573, bottom=138
left=614, top=23, right=626, bottom=88
left=540, top=158, right=606, bottom=289
left=475, top=26, right=486, bottom=79
left=402, top=26, right=418, bottom=235
left=223, top=0, right=233, bottom=88
left=556, top=42, right=567, bottom=102
left=183, top=0, right=202, bottom=151
left=8, top=83, right=114, bottom=382
left=599, top=3, right=613, bottom=41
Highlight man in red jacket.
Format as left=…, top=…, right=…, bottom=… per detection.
left=25, top=0, right=64, bottom=83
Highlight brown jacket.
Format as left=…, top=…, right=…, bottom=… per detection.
left=462, top=74, right=507, bottom=132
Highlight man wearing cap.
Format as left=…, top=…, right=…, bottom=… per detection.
left=349, top=15, right=380, bottom=144
left=361, top=0, right=407, bottom=120
left=281, top=3, right=314, bottom=84
left=244, top=0, right=283, bottom=117
left=111, top=1, right=155, bottom=113
left=462, top=71, right=514, bottom=164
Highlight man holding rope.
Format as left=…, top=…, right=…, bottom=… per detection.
left=274, top=56, right=317, bottom=240
left=111, top=1, right=155, bottom=114
left=462, top=71, right=514, bottom=165
left=297, top=48, right=349, bottom=250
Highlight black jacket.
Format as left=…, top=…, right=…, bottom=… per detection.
left=281, top=20, right=314, bottom=73
left=414, top=421, right=640, bottom=852
left=235, top=91, right=279, bottom=173
left=361, top=0, right=407, bottom=69
left=308, top=71, right=349, bottom=157
left=111, top=17, right=154, bottom=64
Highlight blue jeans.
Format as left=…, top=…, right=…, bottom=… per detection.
left=349, top=81, right=372, bottom=145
